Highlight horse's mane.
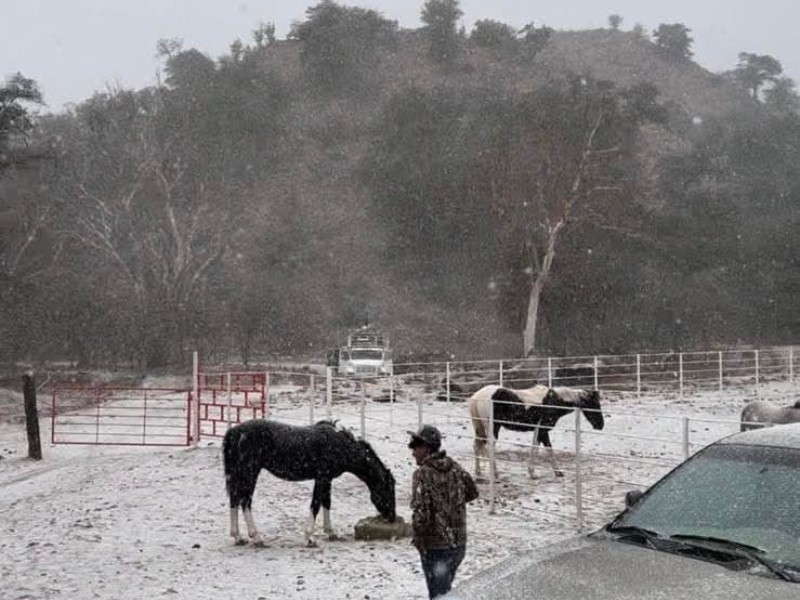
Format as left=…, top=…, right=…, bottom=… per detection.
left=357, top=437, right=395, bottom=483
left=314, top=420, right=392, bottom=478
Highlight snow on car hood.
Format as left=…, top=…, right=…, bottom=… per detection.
left=450, top=535, right=794, bottom=600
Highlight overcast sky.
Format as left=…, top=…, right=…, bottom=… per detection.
left=4, top=1, right=798, bottom=112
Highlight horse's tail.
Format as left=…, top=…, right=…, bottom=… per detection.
left=468, top=390, right=491, bottom=449
left=222, top=425, right=244, bottom=503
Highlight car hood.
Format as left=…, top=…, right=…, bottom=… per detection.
left=449, top=535, right=794, bottom=600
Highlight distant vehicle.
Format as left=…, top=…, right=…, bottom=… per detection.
left=334, top=327, right=393, bottom=378
left=451, top=423, right=800, bottom=598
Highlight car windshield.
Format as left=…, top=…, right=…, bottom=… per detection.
left=613, top=443, right=800, bottom=569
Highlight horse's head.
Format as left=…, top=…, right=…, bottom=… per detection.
left=357, top=439, right=397, bottom=521
left=579, top=390, right=605, bottom=430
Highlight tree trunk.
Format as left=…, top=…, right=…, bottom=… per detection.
left=22, top=372, right=42, bottom=460
left=523, top=274, right=546, bottom=357
left=523, top=221, right=562, bottom=357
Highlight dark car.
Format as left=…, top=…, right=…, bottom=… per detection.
left=450, top=423, right=800, bottom=599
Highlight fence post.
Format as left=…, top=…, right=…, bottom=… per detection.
left=309, top=380, right=315, bottom=425
left=192, top=352, right=200, bottom=444
left=547, top=357, right=553, bottom=387
left=360, top=383, right=366, bottom=439
left=446, top=361, right=451, bottom=403
left=498, top=360, right=504, bottom=387
left=186, top=392, right=193, bottom=445
left=226, top=372, right=233, bottom=430
left=389, top=374, right=395, bottom=429
left=574, top=409, right=583, bottom=532
left=718, top=351, right=723, bottom=393
left=678, top=353, right=684, bottom=399
left=790, top=348, right=795, bottom=384
left=22, top=372, right=42, bottom=460
left=326, top=368, right=332, bottom=420
left=142, top=387, right=148, bottom=444
left=265, top=371, right=272, bottom=418
left=593, top=356, right=599, bottom=390
left=417, top=393, right=423, bottom=429
left=682, top=417, right=690, bottom=459
left=755, top=350, right=760, bottom=400
left=636, top=354, right=641, bottom=399
left=488, top=393, right=496, bottom=515
left=50, top=389, right=56, bottom=445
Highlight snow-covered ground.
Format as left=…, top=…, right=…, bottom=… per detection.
left=2, top=379, right=798, bottom=600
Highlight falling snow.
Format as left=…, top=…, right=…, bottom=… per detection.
left=1, top=378, right=795, bottom=599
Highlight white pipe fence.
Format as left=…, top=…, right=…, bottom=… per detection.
left=250, top=345, right=799, bottom=532
left=14, top=345, right=795, bottom=532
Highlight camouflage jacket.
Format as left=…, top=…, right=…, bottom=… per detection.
left=410, top=451, right=479, bottom=550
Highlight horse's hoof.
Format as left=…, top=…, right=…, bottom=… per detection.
left=251, top=539, right=266, bottom=548
left=554, top=471, right=565, bottom=478
left=306, top=538, right=318, bottom=548
left=233, top=538, right=247, bottom=546
left=327, top=533, right=344, bottom=542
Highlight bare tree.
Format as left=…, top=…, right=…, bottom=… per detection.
left=62, top=89, right=226, bottom=368
left=484, top=78, right=663, bottom=356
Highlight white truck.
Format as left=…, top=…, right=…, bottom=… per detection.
left=332, top=327, right=393, bottom=378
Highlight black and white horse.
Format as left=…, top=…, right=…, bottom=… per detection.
left=740, top=400, right=800, bottom=431
left=468, top=384, right=605, bottom=479
left=223, top=419, right=396, bottom=547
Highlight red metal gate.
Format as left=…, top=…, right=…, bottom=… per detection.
left=51, top=386, right=192, bottom=446
left=196, top=372, right=268, bottom=438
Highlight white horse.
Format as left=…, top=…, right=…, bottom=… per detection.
left=467, top=384, right=604, bottom=479
left=740, top=400, right=800, bottom=431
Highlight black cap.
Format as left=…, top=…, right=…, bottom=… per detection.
left=407, top=425, right=442, bottom=451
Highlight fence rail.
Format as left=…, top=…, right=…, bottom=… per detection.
left=51, top=387, right=191, bottom=446
left=23, top=344, right=800, bottom=531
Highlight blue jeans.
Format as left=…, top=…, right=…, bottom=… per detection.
left=419, top=545, right=466, bottom=599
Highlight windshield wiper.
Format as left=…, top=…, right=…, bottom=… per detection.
left=604, top=524, right=665, bottom=550
left=606, top=523, right=662, bottom=537
left=669, top=534, right=798, bottom=582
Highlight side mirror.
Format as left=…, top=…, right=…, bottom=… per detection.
left=624, top=489, right=644, bottom=508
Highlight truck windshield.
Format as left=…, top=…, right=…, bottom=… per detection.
left=350, top=349, right=383, bottom=361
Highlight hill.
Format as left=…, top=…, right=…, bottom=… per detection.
left=5, top=18, right=796, bottom=369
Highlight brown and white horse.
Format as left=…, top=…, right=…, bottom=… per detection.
left=468, top=384, right=604, bottom=479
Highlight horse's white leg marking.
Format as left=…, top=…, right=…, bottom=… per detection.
left=323, top=508, right=333, bottom=533
left=243, top=507, right=264, bottom=546
left=528, top=427, right=539, bottom=479
left=474, top=436, right=482, bottom=477
left=490, top=429, right=499, bottom=480
left=230, top=508, right=245, bottom=544
left=547, top=445, right=564, bottom=478
left=323, top=507, right=342, bottom=540
left=305, top=509, right=318, bottom=547
left=474, top=421, right=485, bottom=478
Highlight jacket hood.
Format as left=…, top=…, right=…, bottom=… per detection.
left=423, top=451, right=455, bottom=472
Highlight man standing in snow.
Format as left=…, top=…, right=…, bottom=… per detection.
left=408, top=424, right=479, bottom=599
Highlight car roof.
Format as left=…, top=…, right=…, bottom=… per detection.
left=717, top=422, right=800, bottom=449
